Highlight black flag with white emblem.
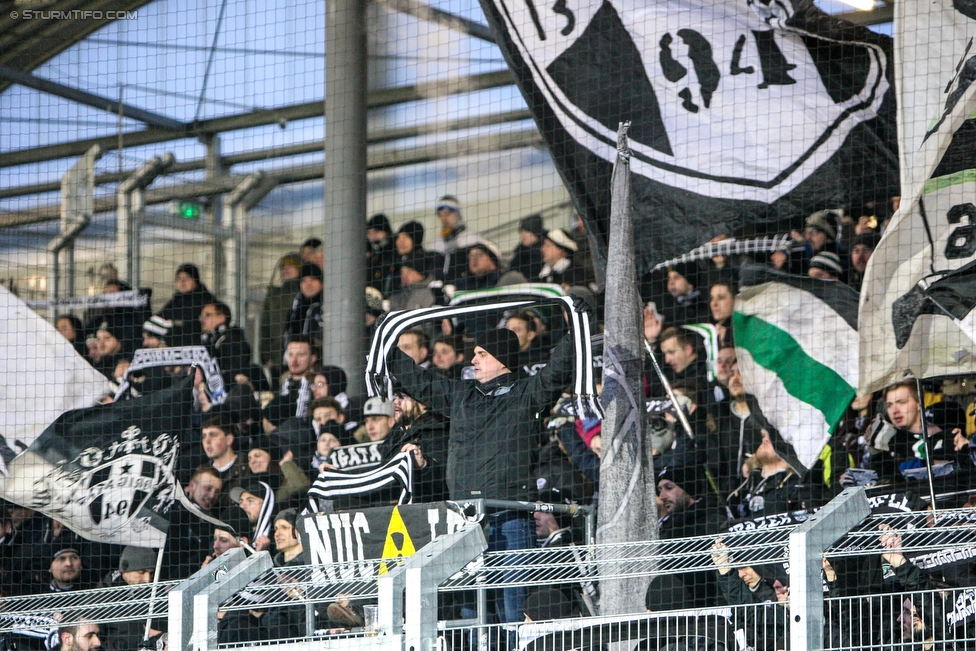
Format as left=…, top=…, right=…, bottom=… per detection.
left=479, top=0, right=897, bottom=273
left=0, top=373, right=194, bottom=547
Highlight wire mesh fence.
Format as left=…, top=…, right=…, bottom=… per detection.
left=2, top=0, right=976, bottom=647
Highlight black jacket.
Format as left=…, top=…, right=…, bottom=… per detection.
left=158, top=285, right=216, bottom=348
left=284, top=292, right=323, bottom=345
left=202, top=323, right=253, bottom=381
left=387, top=334, right=576, bottom=500
left=377, top=411, right=451, bottom=503
left=509, top=242, right=544, bottom=281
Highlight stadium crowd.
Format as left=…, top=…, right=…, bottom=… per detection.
left=3, top=195, right=976, bottom=649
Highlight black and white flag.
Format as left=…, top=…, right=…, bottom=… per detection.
left=0, top=374, right=195, bottom=547
left=859, top=1, right=976, bottom=394
left=479, top=0, right=897, bottom=274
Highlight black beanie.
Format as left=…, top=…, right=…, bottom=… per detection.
left=657, top=460, right=707, bottom=500
left=474, top=329, right=521, bottom=372
left=397, top=221, right=425, bottom=248
left=275, top=508, right=298, bottom=529
left=300, top=263, right=323, bottom=280
left=367, top=213, right=393, bottom=234
left=852, top=232, right=881, bottom=250
left=668, top=261, right=699, bottom=287
left=519, top=214, right=545, bottom=240
left=400, top=250, right=428, bottom=276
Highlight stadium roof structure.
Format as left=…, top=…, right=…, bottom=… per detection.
left=0, top=0, right=895, bottom=251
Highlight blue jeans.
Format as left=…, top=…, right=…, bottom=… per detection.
left=460, top=514, right=535, bottom=624
left=488, top=515, right=534, bottom=623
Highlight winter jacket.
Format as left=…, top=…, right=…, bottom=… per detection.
left=509, top=242, right=544, bottom=281
left=261, top=278, right=301, bottom=366
left=387, top=334, right=576, bottom=500
left=202, top=323, right=253, bottom=382
left=158, top=285, right=216, bottom=348
left=284, top=292, right=322, bottom=345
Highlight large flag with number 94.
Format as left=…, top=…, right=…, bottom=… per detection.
left=480, top=0, right=897, bottom=274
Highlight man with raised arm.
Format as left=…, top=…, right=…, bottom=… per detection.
left=386, top=326, right=578, bottom=624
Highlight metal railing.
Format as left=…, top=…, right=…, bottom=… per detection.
left=3, top=488, right=975, bottom=651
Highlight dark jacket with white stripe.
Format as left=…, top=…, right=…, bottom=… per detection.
left=387, top=334, right=576, bottom=501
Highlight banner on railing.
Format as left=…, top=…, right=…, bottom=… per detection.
left=298, top=501, right=469, bottom=583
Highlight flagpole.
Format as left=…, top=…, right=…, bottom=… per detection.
left=644, top=340, right=696, bottom=442
left=142, top=547, right=165, bottom=644
left=912, top=375, right=939, bottom=508
left=644, top=340, right=730, bottom=514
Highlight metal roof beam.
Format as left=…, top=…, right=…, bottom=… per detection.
left=0, top=127, right=543, bottom=227
left=0, top=69, right=515, bottom=169
left=0, top=0, right=159, bottom=95
left=0, top=108, right=534, bottom=199
left=0, top=65, right=186, bottom=131
left=374, top=0, right=496, bottom=43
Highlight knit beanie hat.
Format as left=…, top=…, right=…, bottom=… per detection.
left=280, top=253, right=302, bottom=271
left=435, top=195, right=461, bottom=215
left=300, top=263, right=323, bottom=280
left=274, top=508, right=298, bottom=529
left=808, top=251, right=843, bottom=276
left=367, top=213, right=393, bottom=235
left=852, top=232, right=881, bottom=250
left=657, top=460, right=707, bottom=500
left=119, top=546, right=156, bottom=573
left=396, top=221, right=425, bottom=248
left=400, top=250, right=428, bottom=276
left=143, top=315, right=173, bottom=340
left=474, top=329, right=521, bottom=372
left=519, top=214, right=545, bottom=240
left=805, top=210, right=839, bottom=241
left=468, top=241, right=501, bottom=267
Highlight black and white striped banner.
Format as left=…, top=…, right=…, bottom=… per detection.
left=365, top=295, right=604, bottom=419
left=650, top=235, right=796, bottom=273
left=307, top=451, right=414, bottom=508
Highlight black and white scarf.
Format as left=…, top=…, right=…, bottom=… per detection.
left=280, top=375, right=312, bottom=418
left=365, top=292, right=603, bottom=420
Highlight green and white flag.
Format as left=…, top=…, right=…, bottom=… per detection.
left=733, top=265, right=859, bottom=470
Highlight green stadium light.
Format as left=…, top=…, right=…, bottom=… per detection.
left=173, top=200, right=202, bottom=219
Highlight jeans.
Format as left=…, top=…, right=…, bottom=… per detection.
left=460, top=513, right=534, bottom=620
left=487, top=514, right=535, bottom=623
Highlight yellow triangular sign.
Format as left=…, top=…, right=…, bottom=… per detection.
left=378, top=506, right=416, bottom=575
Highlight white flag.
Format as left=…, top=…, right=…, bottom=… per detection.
left=858, top=1, right=976, bottom=395
left=0, top=285, right=111, bottom=466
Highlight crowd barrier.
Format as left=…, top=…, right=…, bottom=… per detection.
left=2, top=488, right=975, bottom=651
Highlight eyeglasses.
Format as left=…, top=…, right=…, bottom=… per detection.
left=201, top=312, right=218, bottom=318
left=313, top=381, right=328, bottom=388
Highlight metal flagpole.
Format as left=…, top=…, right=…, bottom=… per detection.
left=142, top=547, right=165, bottom=644
left=645, top=339, right=732, bottom=515
left=912, top=374, right=939, bottom=508
left=644, top=340, right=696, bottom=442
